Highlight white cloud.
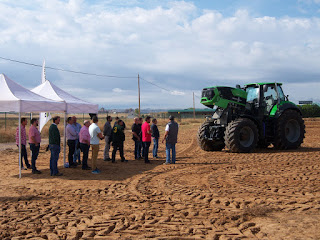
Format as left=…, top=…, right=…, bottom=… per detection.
left=170, top=90, right=185, bottom=96
left=0, top=1, right=320, bottom=109
left=112, top=88, right=126, bottom=93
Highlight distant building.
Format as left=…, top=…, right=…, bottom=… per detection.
left=167, top=109, right=216, bottom=119
left=299, top=101, right=313, bottom=105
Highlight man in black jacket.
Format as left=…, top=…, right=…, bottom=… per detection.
left=131, top=117, right=142, bottom=159
left=111, top=119, right=127, bottom=163
left=151, top=118, right=160, bottom=158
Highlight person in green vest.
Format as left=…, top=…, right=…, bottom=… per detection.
left=111, top=119, right=127, bottom=163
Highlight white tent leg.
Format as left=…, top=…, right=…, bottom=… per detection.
left=19, top=112, right=21, bottom=179
left=64, top=112, right=67, bottom=167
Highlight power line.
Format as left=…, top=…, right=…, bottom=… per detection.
left=1, top=55, right=202, bottom=100
left=0, top=56, right=136, bottom=79
left=140, top=76, right=203, bottom=101
left=139, top=77, right=174, bottom=93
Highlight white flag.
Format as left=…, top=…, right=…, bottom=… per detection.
left=39, top=59, right=51, bottom=132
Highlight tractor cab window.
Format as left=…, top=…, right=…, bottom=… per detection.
left=246, top=87, right=259, bottom=102
left=277, top=85, right=285, bottom=101
left=263, top=85, right=278, bottom=114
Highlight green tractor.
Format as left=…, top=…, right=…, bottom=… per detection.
left=198, top=83, right=305, bottom=153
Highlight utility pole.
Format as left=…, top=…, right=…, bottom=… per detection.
left=138, top=74, right=141, bottom=117
left=193, top=92, right=196, bottom=119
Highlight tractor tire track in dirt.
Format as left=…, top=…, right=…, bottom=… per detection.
left=0, top=120, right=320, bottom=239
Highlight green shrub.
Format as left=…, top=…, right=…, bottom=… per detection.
left=298, top=104, right=320, bottom=118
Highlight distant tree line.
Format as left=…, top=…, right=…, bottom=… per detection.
left=298, top=104, right=320, bottom=118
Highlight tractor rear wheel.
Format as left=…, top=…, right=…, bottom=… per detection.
left=197, top=122, right=225, bottom=151
left=273, top=110, right=305, bottom=150
left=224, top=118, right=258, bottom=153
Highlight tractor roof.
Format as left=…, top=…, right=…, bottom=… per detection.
left=245, top=82, right=282, bottom=87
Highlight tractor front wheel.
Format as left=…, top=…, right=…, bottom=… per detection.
left=197, top=122, right=225, bottom=151
left=224, top=118, right=258, bottom=153
left=273, top=110, right=305, bottom=150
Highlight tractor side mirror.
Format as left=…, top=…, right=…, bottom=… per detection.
left=286, top=95, right=289, bottom=101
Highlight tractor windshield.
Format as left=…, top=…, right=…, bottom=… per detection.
left=246, top=86, right=259, bottom=102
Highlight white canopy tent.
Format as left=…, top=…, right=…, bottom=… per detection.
left=31, top=80, right=98, bottom=166
left=31, top=80, right=98, bottom=114
left=0, top=73, right=66, bottom=178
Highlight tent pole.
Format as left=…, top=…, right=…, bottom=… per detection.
left=18, top=112, right=21, bottom=179
left=64, top=112, right=67, bottom=167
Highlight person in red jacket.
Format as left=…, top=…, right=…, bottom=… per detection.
left=141, top=116, right=152, bottom=163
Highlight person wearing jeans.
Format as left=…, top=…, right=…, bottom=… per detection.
left=79, top=120, right=91, bottom=170
left=151, top=118, right=159, bottom=158
left=165, top=142, right=176, bottom=164
left=162, top=116, right=179, bottom=164
left=29, top=118, right=41, bottom=174
left=49, top=116, right=62, bottom=176
left=49, top=144, right=60, bottom=176
left=131, top=117, right=142, bottom=159
left=15, top=118, right=31, bottom=170
left=103, top=116, right=113, bottom=161
left=66, top=117, right=77, bottom=168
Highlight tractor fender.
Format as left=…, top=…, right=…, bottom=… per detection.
left=275, top=102, right=302, bottom=117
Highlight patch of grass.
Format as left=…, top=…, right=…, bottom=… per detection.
left=0, top=128, right=15, bottom=143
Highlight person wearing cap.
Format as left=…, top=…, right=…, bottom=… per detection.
left=162, top=115, right=179, bottom=164
left=79, top=120, right=91, bottom=170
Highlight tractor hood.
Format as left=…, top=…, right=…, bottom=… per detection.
left=200, top=86, right=247, bottom=109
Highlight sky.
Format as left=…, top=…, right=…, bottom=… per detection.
left=1, top=0, right=320, bottom=109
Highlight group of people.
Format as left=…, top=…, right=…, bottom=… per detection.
left=16, top=117, right=42, bottom=174
left=16, top=114, right=179, bottom=176
left=130, top=115, right=179, bottom=165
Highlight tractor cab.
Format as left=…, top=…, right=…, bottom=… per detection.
left=245, top=83, right=285, bottom=116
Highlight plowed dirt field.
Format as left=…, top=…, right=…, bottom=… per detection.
left=0, top=119, right=320, bottom=239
